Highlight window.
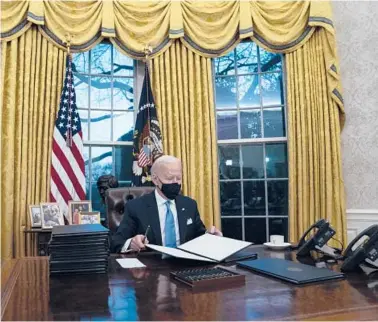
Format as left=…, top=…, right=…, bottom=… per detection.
left=214, top=42, right=288, bottom=244
left=73, top=43, right=141, bottom=214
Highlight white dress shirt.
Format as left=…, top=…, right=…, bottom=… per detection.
left=121, top=189, right=181, bottom=252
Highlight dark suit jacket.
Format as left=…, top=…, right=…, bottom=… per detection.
left=111, top=192, right=206, bottom=253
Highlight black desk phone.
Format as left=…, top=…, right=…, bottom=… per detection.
left=296, top=219, right=337, bottom=257
left=341, top=225, right=378, bottom=272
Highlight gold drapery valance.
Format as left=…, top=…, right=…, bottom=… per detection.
left=0, top=1, right=343, bottom=111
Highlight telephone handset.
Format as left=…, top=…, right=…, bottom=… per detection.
left=297, top=219, right=326, bottom=248
left=296, top=219, right=336, bottom=257
left=341, top=225, right=378, bottom=272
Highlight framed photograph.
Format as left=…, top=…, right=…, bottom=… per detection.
left=40, top=203, right=64, bottom=229
left=79, top=212, right=101, bottom=225
left=29, top=205, right=42, bottom=228
left=68, top=201, right=92, bottom=225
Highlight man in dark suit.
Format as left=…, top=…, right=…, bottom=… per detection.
left=111, top=155, right=222, bottom=253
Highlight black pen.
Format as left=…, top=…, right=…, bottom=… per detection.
left=144, top=225, right=151, bottom=242
left=138, top=225, right=150, bottom=255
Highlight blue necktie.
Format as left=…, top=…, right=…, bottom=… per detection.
left=165, top=201, right=177, bottom=248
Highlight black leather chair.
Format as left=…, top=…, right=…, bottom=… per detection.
left=105, top=187, right=154, bottom=232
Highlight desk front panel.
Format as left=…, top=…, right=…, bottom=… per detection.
left=2, top=247, right=378, bottom=321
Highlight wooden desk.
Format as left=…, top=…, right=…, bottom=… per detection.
left=2, top=246, right=378, bottom=321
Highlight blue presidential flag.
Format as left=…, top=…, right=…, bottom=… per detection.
left=132, top=65, right=163, bottom=186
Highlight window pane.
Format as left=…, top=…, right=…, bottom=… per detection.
left=215, top=77, right=237, bottom=109
left=89, top=111, right=112, bottom=141
left=244, top=181, right=265, bottom=216
left=266, top=143, right=288, bottom=178
left=221, top=218, right=242, bottom=240
left=114, top=77, right=134, bottom=110
left=113, top=50, right=134, bottom=77
left=217, top=111, right=238, bottom=140
left=238, top=75, right=260, bottom=108
left=268, top=218, right=288, bottom=242
left=261, top=73, right=284, bottom=106
left=218, top=145, right=240, bottom=180
left=259, top=48, right=282, bottom=72
left=84, top=146, right=90, bottom=179
left=90, top=76, right=112, bottom=110
left=245, top=218, right=266, bottom=244
left=263, top=107, right=285, bottom=138
left=90, top=182, right=103, bottom=214
left=91, top=43, right=112, bottom=75
left=242, top=144, right=264, bottom=179
left=240, top=110, right=262, bottom=139
left=73, top=75, right=88, bottom=109
left=114, top=146, right=133, bottom=182
left=214, top=51, right=235, bottom=76
left=118, top=181, right=132, bottom=188
left=78, top=109, right=89, bottom=141
left=236, top=42, right=258, bottom=74
left=85, top=179, right=90, bottom=199
left=90, top=146, right=112, bottom=182
left=113, top=111, right=134, bottom=142
left=267, top=180, right=288, bottom=216
left=73, top=51, right=89, bottom=73
left=220, top=182, right=241, bottom=216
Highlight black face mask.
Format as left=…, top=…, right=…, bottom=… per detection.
left=160, top=183, right=181, bottom=200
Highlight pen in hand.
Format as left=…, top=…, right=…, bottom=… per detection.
left=143, top=225, right=151, bottom=243
left=137, top=225, right=150, bottom=255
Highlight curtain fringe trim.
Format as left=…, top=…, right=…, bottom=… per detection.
left=1, top=16, right=335, bottom=57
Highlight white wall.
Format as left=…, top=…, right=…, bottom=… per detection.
left=332, top=1, right=378, bottom=241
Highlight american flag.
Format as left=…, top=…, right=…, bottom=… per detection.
left=138, top=145, right=152, bottom=168
left=50, top=55, right=86, bottom=223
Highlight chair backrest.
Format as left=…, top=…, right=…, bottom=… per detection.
left=105, top=186, right=155, bottom=232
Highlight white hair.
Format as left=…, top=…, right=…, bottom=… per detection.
left=151, top=155, right=181, bottom=176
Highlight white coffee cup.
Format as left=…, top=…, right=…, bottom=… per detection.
left=270, top=235, right=284, bottom=245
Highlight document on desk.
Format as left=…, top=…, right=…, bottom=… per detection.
left=146, top=244, right=216, bottom=262
left=116, top=258, right=146, bottom=268
left=147, top=233, right=252, bottom=262
left=178, top=233, right=252, bottom=262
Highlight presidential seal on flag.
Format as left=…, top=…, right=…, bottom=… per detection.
left=132, top=65, right=163, bottom=186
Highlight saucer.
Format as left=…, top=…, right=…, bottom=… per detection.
left=263, top=242, right=291, bottom=250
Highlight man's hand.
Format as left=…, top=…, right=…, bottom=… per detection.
left=207, top=226, right=223, bottom=237
left=130, top=234, right=149, bottom=252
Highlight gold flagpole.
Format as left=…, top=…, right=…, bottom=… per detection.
left=143, top=45, right=153, bottom=166
left=65, top=34, right=73, bottom=147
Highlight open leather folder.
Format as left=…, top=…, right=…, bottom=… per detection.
left=146, top=233, right=252, bottom=262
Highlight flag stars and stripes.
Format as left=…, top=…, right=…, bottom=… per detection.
left=51, top=55, right=85, bottom=222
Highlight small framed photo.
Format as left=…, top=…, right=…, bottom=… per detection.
left=68, top=200, right=92, bottom=225
left=79, top=212, right=101, bottom=224
left=40, top=203, right=64, bottom=229
left=29, top=205, right=42, bottom=228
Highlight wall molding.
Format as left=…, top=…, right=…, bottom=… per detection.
left=347, top=209, right=378, bottom=221
left=346, top=209, right=378, bottom=243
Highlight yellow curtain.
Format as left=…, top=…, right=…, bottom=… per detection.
left=1, top=1, right=336, bottom=56
left=1, top=0, right=347, bottom=254
left=150, top=42, right=220, bottom=229
left=286, top=29, right=346, bottom=245
left=1, top=26, right=66, bottom=259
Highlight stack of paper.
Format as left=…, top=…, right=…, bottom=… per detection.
left=48, top=224, right=110, bottom=275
